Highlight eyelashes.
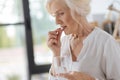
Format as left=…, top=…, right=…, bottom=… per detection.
left=52, top=12, right=65, bottom=17
left=59, top=12, right=64, bottom=16
left=57, top=12, right=64, bottom=17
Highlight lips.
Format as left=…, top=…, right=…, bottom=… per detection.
left=61, top=26, right=67, bottom=30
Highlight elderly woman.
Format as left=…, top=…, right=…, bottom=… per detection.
left=46, top=0, right=120, bottom=80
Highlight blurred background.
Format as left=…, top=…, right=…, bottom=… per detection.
left=0, top=0, right=120, bottom=80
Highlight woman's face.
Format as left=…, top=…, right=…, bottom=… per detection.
left=50, top=0, right=78, bottom=35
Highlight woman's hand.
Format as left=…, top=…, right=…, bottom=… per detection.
left=47, top=28, right=63, bottom=56
left=59, top=71, right=95, bottom=80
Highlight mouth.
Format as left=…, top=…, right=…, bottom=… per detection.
left=61, top=26, right=67, bottom=31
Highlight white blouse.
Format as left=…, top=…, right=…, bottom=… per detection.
left=49, top=27, right=120, bottom=80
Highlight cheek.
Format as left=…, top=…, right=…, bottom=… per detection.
left=64, top=18, right=72, bottom=25
left=62, top=17, right=68, bottom=23
left=62, top=14, right=72, bottom=24
left=65, top=15, right=74, bottom=25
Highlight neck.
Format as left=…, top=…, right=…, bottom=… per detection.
left=74, top=22, right=94, bottom=39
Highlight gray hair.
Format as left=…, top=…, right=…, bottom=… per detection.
left=46, top=0, right=91, bottom=16
left=65, top=0, right=91, bottom=16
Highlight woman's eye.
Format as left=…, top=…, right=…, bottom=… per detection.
left=58, top=12, right=64, bottom=16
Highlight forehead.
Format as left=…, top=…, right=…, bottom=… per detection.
left=50, top=0, right=68, bottom=14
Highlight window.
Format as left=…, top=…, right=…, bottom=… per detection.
left=22, top=0, right=55, bottom=79
left=0, top=0, right=28, bottom=80
left=0, top=25, right=28, bottom=80
left=29, top=0, right=56, bottom=65
left=1, top=0, right=119, bottom=80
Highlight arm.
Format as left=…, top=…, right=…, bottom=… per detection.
left=58, top=71, right=95, bottom=80
left=101, top=37, right=120, bottom=80
left=47, top=28, right=63, bottom=80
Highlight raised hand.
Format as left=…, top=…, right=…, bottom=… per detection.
left=47, top=28, right=63, bottom=56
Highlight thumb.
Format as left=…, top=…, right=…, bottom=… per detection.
left=58, top=73, right=73, bottom=80
left=56, top=28, right=63, bottom=41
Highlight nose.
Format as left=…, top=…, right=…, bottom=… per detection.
left=55, top=16, right=62, bottom=25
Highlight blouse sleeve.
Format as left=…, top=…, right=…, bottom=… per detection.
left=102, top=36, right=120, bottom=80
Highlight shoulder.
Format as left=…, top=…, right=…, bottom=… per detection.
left=86, top=27, right=118, bottom=49
left=93, top=27, right=114, bottom=43
left=93, top=27, right=120, bottom=50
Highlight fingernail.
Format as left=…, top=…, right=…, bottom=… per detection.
left=56, top=31, right=59, bottom=34
left=60, top=27, right=64, bottom=30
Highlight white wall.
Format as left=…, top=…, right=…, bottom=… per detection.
left=90, top=0, right=113, bottom=15
left=88, top=0, right=120, bottom=26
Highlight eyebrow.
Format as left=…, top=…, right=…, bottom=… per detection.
left=52, top=9, right=63, bottom=16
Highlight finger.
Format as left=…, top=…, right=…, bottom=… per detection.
left=48, top=31, right=58, bottom=36
left=49, top=38, right=57, bottom=44
left=56, top=28, right=63, bottom=41
left=48, top=39, right=58, bottom=47
left=48, top=35, right=57, bottom=41
left=48, top=31, right=58, bottom=41
left=58, top=73, right=73, bottom=79
left=48, top=29, right=61, bottom=40
left=48, top=28, right=62, bottom=36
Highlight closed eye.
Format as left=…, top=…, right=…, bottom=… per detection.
left=58, top=12, right=64, bottom=16
left=52, top=11, right=65, bottom=17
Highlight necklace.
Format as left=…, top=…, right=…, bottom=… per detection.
left=69, top=27, right=94, bottom=60
left=70, top=34, right=83, bottom=60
